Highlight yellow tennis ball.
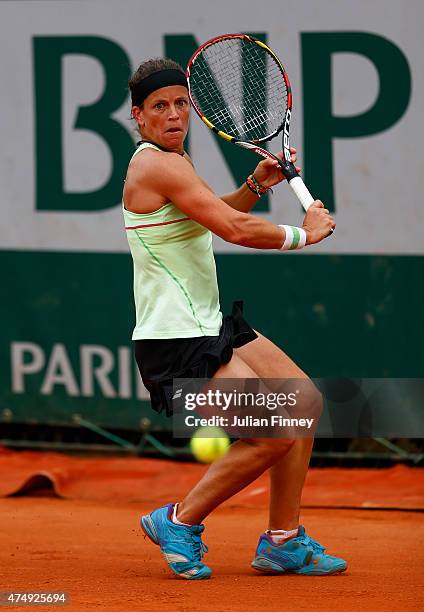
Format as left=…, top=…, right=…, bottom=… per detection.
left=190, top=426, right=230, bottom=463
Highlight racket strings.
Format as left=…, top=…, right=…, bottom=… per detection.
left=189, top=37, right=288, bottom=141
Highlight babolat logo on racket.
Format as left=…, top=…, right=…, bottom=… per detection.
left=283, top=109, right=291, bottom=161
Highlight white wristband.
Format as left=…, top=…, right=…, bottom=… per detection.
left=279, top=225, right=307, bottom=250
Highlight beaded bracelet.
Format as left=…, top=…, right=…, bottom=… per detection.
left=246, top=174, right=272, bottom=197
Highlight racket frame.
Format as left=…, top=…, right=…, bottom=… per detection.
left=186, top=33, right=314, bottom=210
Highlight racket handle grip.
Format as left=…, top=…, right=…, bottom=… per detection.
left=288, top=176, right=315, bottom=212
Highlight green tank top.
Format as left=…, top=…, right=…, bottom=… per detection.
left=123, top=142, right=222, bottom=339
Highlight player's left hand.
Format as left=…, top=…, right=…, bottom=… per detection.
left=252, top=148, right=300, bottom=189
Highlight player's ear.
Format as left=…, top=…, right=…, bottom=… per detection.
left=132, top=105, right=145, bottom=128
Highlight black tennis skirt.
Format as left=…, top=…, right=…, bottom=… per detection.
left=134, top=301, right=258, bottom=417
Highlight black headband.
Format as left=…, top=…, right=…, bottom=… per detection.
left=131, top=69, right=188, bottom=106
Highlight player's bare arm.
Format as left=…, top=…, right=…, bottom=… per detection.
left=128, top=150, right=334, bottom=248
left=128, top=149, right=284, bottom=248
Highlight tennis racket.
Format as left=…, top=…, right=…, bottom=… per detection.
left=186, top=33, right=314, bottom=211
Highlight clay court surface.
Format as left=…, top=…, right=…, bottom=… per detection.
left=1, top=452, right=423, bottom=611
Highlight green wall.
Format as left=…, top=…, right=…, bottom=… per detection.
left=1, top=251, right=422, bottom=429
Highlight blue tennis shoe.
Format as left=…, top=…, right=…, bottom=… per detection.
left=140, top=503, right=211, bottom=580
left=252, top=525, right=347, bottom=575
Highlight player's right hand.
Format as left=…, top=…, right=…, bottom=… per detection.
left=302, top=200, right=336, bottom=245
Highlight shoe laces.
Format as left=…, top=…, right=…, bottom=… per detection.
left=191, top=533, right=208, bottom=560
left=300, top=534, right=325, bottom=554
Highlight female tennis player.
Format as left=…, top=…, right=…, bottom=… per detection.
left=123, top=58, right=346, bottom=579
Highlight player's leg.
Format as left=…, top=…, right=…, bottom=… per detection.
left=176, top=353, right=295, bottom=525
left=140, top=352, right=294, bottom=579
left=236, top=333, right=347, bottom=575
left=234, top=331, right=319, bottom=530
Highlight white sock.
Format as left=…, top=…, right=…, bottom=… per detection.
left=267, top=527, right=299, bottom=544
left=171, top=503, right=192, bottom=527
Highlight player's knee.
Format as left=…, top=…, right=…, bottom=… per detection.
left=297, top=378, right=323, bottom=423
left=309, top=383, right=324, bottom=421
